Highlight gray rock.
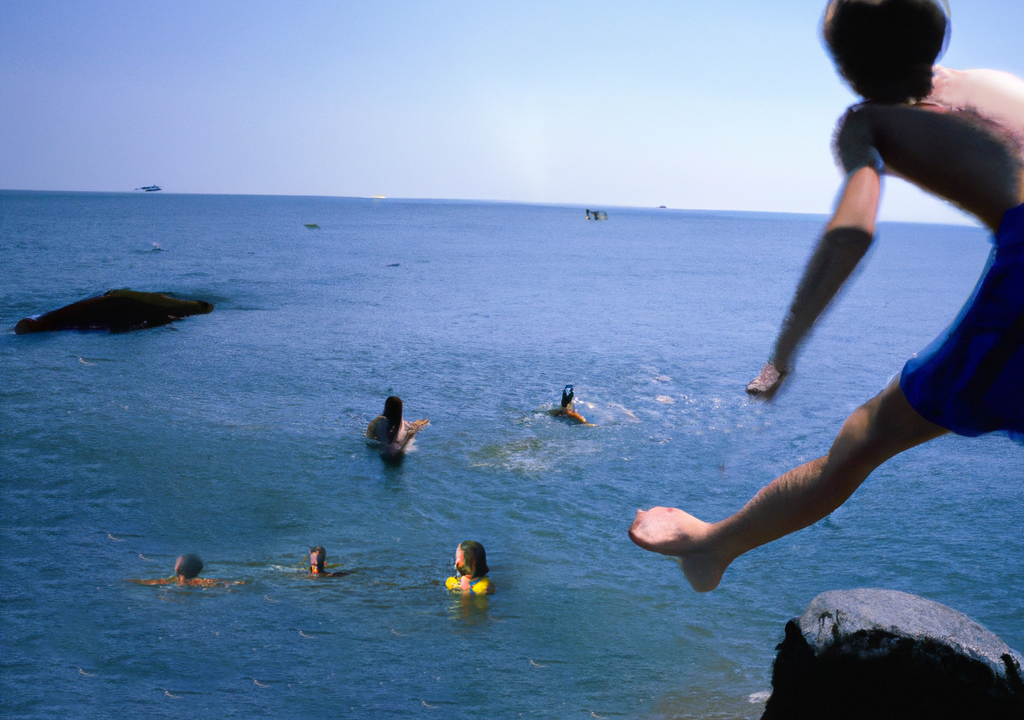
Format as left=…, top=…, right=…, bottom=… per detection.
left=761, top=588, right=1024, bottom=720
left=799, top=588, right=1024, bottom=681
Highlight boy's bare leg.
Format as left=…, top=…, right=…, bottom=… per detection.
left=628, top=379, right=947, bottom=591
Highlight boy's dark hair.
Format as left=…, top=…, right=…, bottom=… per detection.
left=383, top=396, right=403, bottom=443
left=175, top=553, right=204, bottom=579
left=460, top=541, right=490, bottom=578
left=824, top=0, right=948, bottom=103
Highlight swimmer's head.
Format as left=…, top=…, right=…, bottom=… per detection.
left=383, top=396, right=403, bottom=442
left=455, top=541, right=490, bottom=579
left=174, top=553, right=204, bottom=580
left=309, top=546, right=326, bottom=574
left=561, top=385, right=574, bottom=408
left=823, top=0, right=949, bottom=103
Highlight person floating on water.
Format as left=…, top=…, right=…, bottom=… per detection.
left=549, top=384, right=589, bottom=424
left=630, top=0, right=1024, bottom=592
left=127, top=553, right=242, bottom=587
left=445, top=541, right=495, bottom=595
left=308, top=546, right=352, bottom=577
left=365, top=396, right=429, bottom=460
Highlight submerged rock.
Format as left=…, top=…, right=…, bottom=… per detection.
left=762, top=588, right=1024, bottom=720
left=15, top=289, right=213, bottom=334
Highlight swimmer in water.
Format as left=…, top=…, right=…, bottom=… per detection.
left=630, top=0, right=1024, bottom=592
left=548, top=385, right=589, bottom=424
left=365, top=396, right=429, bottom=460
left=308, top=546, right=353, bottom=577
left=127, top=554, right=242, bottom=587
left=445, top=541, right=495, bottom=595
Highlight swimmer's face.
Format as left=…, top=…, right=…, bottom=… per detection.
left=310, top=548, right=326, bottom=574
left=454, top=545, right=472, bottom=577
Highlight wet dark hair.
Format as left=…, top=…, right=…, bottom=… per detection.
left=824, top=0, right=948, bottom=103
left=383, top=396, right=403, bottom=443
left=460, top=541, right=490, bottom=579
left=175, top=553, right=204, bottom=579
left=310, top=546, right=326, bottom=572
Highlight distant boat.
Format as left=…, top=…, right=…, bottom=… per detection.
left=371, top=195, right=386, bottom=199
left=136, top=185, right=162, bottom=192
left=304, top=223, right=320, bottom=229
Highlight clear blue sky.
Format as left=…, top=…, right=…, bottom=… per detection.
left=2, top=1, right=1021, bottom=222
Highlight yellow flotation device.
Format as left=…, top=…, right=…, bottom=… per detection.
left=566, top=408, right=588, bottom=424
left=446, top=575, right=495, bottom=595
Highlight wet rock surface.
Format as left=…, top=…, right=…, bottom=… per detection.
left=761, top=588, right=1024, bottom=719
left=15, top=289, right=213, bottom=334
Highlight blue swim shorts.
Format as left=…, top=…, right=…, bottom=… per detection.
left=900, top=202, right=1024, bottom=438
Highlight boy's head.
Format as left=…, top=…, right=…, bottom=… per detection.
left=175, top=553, right=204, bottom=579
left=383, top=396, right=404, bottom=443
left=309, top=546, right=326, bottom=574
left=383, top=396, right=403, bottom=424
left=824, top=0, right=948, bottom=103
left=455, top=541, right=490, bottom=579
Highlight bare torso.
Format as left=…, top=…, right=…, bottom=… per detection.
left=836, top=68, right=1024, bottom=231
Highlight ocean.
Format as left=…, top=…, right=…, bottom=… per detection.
left=1, top=190, right=1021, bottom=718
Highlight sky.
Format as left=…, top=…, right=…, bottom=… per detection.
left=2, top=1, right=1022, bottom=223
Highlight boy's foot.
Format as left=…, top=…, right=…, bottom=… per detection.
left=628, top=507, right=726, bottom=592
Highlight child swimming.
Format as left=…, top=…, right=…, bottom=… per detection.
left=445, top=541, right=495, bottom=595
left=548, top=385, right=589, bottom=424
left=127, top=553, right=243, bottom=587
left=365, top=396, right=430, bottom=460
left=308, top=546, right=352, bottom=577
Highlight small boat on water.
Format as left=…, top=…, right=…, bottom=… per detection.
left=136, top=185, right=162, bottom=192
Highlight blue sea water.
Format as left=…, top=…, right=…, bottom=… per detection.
left=1, top=190, right=1021, bottom=719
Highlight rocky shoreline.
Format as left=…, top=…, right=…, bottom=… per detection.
left=760, top=589, right=1024, bottom=719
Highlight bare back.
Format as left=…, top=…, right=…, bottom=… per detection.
left=837, top=99, right=1024, bottom=230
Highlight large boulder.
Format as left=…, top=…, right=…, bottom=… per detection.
left=762, top=588, right=1024, bottom=719
left=15, top=289, right=213, bottom=334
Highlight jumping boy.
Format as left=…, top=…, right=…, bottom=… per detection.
left=629, top=0, right=1024, bottom=591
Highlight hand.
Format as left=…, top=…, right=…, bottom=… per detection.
left=745, top=362, right=787, bottom=399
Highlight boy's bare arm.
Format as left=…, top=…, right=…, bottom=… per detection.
left=747, top=167, right=880, bottom=397
left=749, top=102, right=1024, bottom=398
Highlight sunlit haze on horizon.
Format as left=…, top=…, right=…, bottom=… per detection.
left=2, top=1, right=1022, bottom=224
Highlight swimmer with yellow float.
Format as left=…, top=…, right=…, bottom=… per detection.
left=445, top=541, right=495, bottom=595
left=548, top=385, right=589, bottom=424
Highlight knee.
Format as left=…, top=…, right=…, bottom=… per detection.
left=830, top=400, right=893, bottom=470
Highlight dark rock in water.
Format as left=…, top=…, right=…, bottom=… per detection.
left=15, top=289, right=213, bottom=334
left=762, top=589, right=1024, bottom=720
